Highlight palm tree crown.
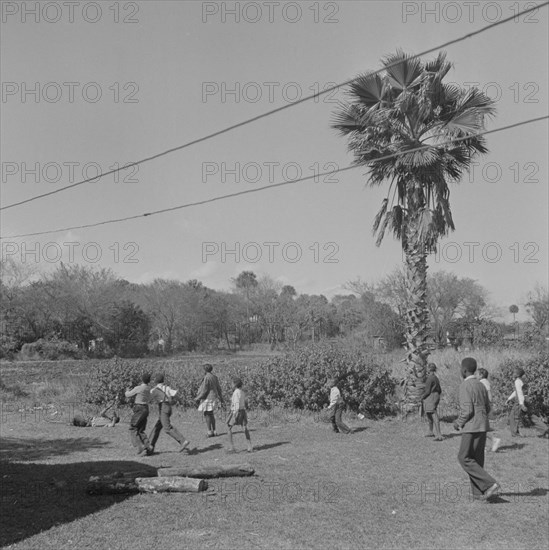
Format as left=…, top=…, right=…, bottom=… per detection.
left=333, top=50, right=496, bottom=252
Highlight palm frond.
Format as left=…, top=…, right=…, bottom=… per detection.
left=347, top=73, right=386, bottom=108
left=383, top=50, right=425, bottom=90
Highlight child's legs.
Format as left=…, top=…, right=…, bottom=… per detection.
left=227, top=426, right=235, bottom=449
left=335, top=404, right=351, bottom=433
left=329, top=408, right=338, bottom=431
left=162, top=410, right=185, bottom=444
left=426, top=412, right=434, bottom=433
left=149, top=418, right=163, bottom=448
left=509, top=403, right=521, bottom=435
left=431, top=410, right=442, bottom=437
left=204, top=411, right=215, bottom=432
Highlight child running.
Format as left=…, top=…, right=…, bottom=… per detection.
left=148, top=373, right=190, bottom=453
left=226, top=378, right=253, bottom=453
left=125, top=372, right=154, bottom=456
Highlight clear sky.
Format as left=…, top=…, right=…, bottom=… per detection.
left=1, top=0, right=547, bottom=321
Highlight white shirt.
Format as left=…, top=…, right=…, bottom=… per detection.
left=328, top=386, right=343, bottom=408
left=231, top=388, right=246, bottom=411
left=479, top=378, right=492, bottom=402
left=507, top=378, right=525, bottom=405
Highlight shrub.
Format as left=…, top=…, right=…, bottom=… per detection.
left=19, top=338, right=83, bottom=361
left=84, top=357, right=146, bottom=405
left=245, top=343, right=396, bottom=417
left=82, top=347, right=397, bottom=418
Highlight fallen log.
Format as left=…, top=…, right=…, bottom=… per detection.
left=157, top=464, right=255, bottom=479
left=87, top=476, right=206, bottom=494
left=136, top=476, right=207, bottom=493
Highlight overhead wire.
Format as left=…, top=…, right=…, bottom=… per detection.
left=2, top=115, right=546, bottom=240
left=1, top=1, right=546, bottom=212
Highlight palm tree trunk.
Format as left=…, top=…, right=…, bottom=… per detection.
left=403, top=239, right=430, bottom=370
left=401, top=229, right=431, bottom=417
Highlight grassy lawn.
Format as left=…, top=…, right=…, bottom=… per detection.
left=1, top=402, right=548, bottom=549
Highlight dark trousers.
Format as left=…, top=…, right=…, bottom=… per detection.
left=457, top=432, right=497, bottom=496
left=509, top=403, right=522, bottom=435
left=510, top=403, right=548, bottom=435
left=330, top=403, right=351, bottom=434
left=149, top=403, right=185, bottom=448
left=129, top=404, right=152, bottom=452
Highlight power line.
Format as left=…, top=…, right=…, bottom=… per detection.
left=2, top=115, right=546, bottom=240
left=1, top=1, right=546, bottom=212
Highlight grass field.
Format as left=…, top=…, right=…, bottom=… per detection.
left=1, top=350, right=547, bottom=549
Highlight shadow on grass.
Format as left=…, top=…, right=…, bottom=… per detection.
left=253, top=441, right=290, bottom=452
left=0, top=436, right=157, bottom=548
left=0, top=435, right=108, bottom=462
left=487, top=487, right=548, bottom=504
left=188, top=443, right=224, bottom=455
left=440, top=432, right=462, bottom=439
left=500, top=487, right=548, bottom=498
left=351, top=427, right=369, bottom=434
left=497, top=443, right=526, bottom=452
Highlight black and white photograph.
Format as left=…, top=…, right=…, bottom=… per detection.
left=1, top=1, right=548, bottom=548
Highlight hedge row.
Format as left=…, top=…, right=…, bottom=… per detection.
left=83, top=344, right=397, bottom=417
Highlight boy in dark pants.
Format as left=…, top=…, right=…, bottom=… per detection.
left=125, top=372, right=154, bottom=456
left=148, top=373, right=190, bottom=453
left=421, top=363, right=443, bottom=441
left=454, top=357, right=499, bottom=501
left=327, top=377, right=352, bottom=434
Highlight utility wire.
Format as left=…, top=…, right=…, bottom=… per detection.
left=1, top=1, right=546, bottom=212
left=2, top=115, right=546, bottom=240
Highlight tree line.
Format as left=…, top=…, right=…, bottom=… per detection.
left=0, top=259, right=546, bottom=359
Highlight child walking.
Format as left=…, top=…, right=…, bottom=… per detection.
left=226, top=378, right=253, bottom=453
left=196, top=363, right=224, bottom=437
left=478, top=368, right=501, bottom=452
left=327, top=377, right=352, bottom=434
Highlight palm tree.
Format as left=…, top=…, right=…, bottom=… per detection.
left=333, top=50, right=496, bottom=377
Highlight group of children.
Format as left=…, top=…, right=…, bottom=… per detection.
left=419, top=362, right=547, bottom=449
left=122, top=365, right=253, bottom=456
left=73, top=360, right=546, bottom=460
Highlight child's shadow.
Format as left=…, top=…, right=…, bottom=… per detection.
left=187, top=444, right=223, bottom=455
left=497, top=443, right=526, bottom=452
left=488, top=487, right=548, bottom=504
left=253, top=441, right=290, bottom=452
left=351, top=427, right=369, bottom=434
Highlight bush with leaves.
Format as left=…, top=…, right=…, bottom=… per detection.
left=245, top=343, right=396, bottom=417
left=83, top=357, right=249, bottom=408
left=84, top=357, right=148, bottom=405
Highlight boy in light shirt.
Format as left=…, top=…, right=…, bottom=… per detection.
left=148, top=373, right=190, bottom=453
left=226, top=378, right=253, bottom=453
left=327, top=377, right=352, bottom=434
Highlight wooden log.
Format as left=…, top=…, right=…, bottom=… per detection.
left=157, top=464, right=255, bottom=479
left=87, top=476, right=206, bottom=495
left=135, top=476, right=207, bottom=493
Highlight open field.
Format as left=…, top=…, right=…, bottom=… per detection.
left=1, top=349, right=547, bottom=549
left=1, top=405, right=548, bottom=549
